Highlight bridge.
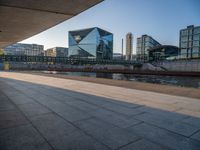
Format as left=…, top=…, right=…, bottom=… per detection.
left=0, top=0, right=103, bottom=48
left=0, top=55, right=142, bottom=66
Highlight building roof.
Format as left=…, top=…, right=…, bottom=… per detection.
left=69, top=27, right=113, bottom=36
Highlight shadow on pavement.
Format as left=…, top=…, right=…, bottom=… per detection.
left=0, top=77, right=200, bottom=150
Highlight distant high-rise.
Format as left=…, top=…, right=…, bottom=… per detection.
left=126, top=33, right=133, bottom=60
left=179, top=25, right=200, bottom=59
left=136, top=34, right=161, bottom=61
left=121, top=38, right=124, bottom=59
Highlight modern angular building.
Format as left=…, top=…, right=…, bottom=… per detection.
left=68, top=27, right=113, bottom=59
left=179, top=25, right=200, bottom=59
left=3, top=43, right=44, bottom=56
left=44, top=47, right=68, bottom=57
left=136, top=34, right=161, bottom=61
left=148, top=45, right=179, bottom=61
left=126, top=33, right=133, bottom=60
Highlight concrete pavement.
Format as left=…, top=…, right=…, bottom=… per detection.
left=0, top=72, right=200, bottom=150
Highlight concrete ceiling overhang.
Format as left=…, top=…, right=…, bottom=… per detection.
left=0, top=0, right=103, bottom=48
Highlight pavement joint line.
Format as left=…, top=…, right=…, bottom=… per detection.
left=139, top=120, right=196, bottom=139
left=189, top=129, right=200, bottom=138
left=1, top=83, right=56, bottom=150
left=115, top=137, right=142, bottom=150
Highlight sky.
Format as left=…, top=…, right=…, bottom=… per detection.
left=21, top=0, right=200, bottom=54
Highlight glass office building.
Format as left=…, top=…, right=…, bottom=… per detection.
left=68, top=27, right=113, bottom=59
left=136, top=35, right=161, bottom=61
left=148, top=45, right=179, bottom=61
left=4, top=43, right=44, bottom=56
left=179, top=25, right=200, bottom=59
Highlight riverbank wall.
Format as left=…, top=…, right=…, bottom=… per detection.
left=3, top=61, right=200, bottom=77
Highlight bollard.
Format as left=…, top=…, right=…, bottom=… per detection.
left=0, top=63, right=3, bottom=70
left=3, top=62, right=9, bottom=71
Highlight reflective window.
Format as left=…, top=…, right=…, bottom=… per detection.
left=193, top=35, right=200, bottom=41
left=193, top=47, right=199, bottom=53
left=189, top=42, right=193, bottom=47
left=189, top=36, right=192, bottom=41
left=145, top=37, right=151, bottom=42
left=181, top=36, right=187, bottom=42
left=194, top=27, right=200, bottom=34
left=192, top=47, right=199, bottom=58
left=68, top=28, right=113, bottom=59
left=181, top=49, right=187, bottom=54
left=181, top=42, right=187, bottom=48
left=193, top=41, right=199, bottom=46
left=181, top=30, right=188, bottom=36
left=189, top=29, right=193, bottom=35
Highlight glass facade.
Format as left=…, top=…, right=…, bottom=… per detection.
left=136, top=35, right=161, bottom=61
left=45, top=47, right=68, bottom=57
left=68, top=27, right=113, bottom=59
left=3, top=43, right=44, bottom=56
left=179, top=25, right=200, bottom=59
left=148, top=45, right=179, bottom=61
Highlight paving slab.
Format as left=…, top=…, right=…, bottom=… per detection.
left=18, top=102, right=52, bottom=117
left=0, top=99, right=17, bottom=112
left=134, top=112, right=199, bottom=137
left=64, top=99, right=100, bottom=112
left=74, top=117, right=141, bottom=149
left=56, top=107, right=92, bottom=122
left=0, top=124, right=52, bottom=150
left=8, top=94, right=36, bottom=105
left=30, top=113, right=77, bottom=140
left=182, top=117, right=200, bottom=128
left=91, top=108, right=142, bottom=128
left=126, top=123, right=200, bottom=150
left=135, top=106, right=189, bottom=121
left=0, top=110, right=29, bottom=130
left=118, top=139, right=170, bottom=150
left=191, top=131, right=200, bottom=141
left=49, top=130, right=110, bottom=150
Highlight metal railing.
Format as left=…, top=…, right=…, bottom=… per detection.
left=0, top=55, right=142, bottom=66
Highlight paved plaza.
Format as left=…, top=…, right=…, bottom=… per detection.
left=0, top=72, right=200, bottom=150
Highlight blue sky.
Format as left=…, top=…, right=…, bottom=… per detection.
left=21, top=0, right=200, bottom=54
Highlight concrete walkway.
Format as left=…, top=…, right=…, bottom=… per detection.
left=0, top=72, right=200, bottom=150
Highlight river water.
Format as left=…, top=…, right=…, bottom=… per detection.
left=44, top=71, right=200, bottom=89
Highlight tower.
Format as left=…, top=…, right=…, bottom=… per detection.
left=126, top=33, right=133, bottom=60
